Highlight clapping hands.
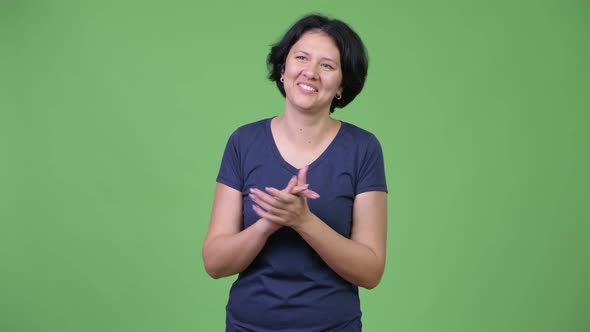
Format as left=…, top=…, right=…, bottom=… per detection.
left=250, top=165, right=318, bottom=231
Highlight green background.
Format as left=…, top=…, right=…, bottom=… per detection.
left=1, top=0, right=588, bottom=331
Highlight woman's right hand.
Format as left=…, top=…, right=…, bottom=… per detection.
left=256, top=169, right=319, bottom=233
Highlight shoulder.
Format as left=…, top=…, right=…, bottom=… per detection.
left=226, top=118, right=270, bottom=146
left=339, top=121, right=382, bottom=148
left=233, top=118, right=268, bottom=134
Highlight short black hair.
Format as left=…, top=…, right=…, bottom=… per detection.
left=267, top=14, right=369, bottom=113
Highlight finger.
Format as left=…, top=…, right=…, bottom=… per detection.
left=265, top=186, right=297, bottom=203
left=252, top=204, right=285, bottom=224
left=285, top=175, right=297, bottom=192
left=290, top=185, right=320, bottom=199
left=249, top=193, right=276, bottom=213
left=252, top=204, right=272, bottom=220
left=297, top=165, right=309, bottom=186
left=296, top=165, right=315, bottom=198
left=291, top=184, right=309, bottom=194
left=292, top=189, right=319, bottom=199
left=250, top=189, right=285, bottom=210
left=304, top=190, right=320, bottom=199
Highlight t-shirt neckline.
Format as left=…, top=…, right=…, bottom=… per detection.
left=265, top=117, right=345, bottom=174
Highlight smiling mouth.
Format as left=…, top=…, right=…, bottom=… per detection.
left=298, top=83, right=318, bottom=92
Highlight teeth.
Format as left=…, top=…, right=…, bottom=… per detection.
left=298, top=83, right=317, bottom=92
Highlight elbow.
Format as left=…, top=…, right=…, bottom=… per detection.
left=205, top=268, right=224, bottom=279
left=203, top=259, right=225, bottom=279
left=203, top=251, right=237, bottom=279
left=359, top=266, right=385, bottom=290
left=360, top=276, right=382, bottom=290
left=202, top=248, right=225, bottom=279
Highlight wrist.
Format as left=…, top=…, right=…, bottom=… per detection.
left=291, top=212, right=317, bottom=234
left=254, top=218, right=281, bottom=237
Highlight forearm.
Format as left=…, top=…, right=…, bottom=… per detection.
left=202, top=220, right=274, bottom=279
left=293, top=216, right=384, bottom=289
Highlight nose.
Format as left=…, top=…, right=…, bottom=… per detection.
left=303, top=64, right=319, bottom=80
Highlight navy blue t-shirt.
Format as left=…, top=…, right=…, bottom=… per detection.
left=216, top=118, right=387, bottom=332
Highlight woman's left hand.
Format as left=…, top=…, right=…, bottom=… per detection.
left=249, top=166, right=315, bottom=228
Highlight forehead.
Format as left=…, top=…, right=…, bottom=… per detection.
left=290, top=30, right=340, bottom=60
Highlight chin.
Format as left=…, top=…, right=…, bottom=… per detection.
left=291, top=105, right=323, bottom=114
left=288, top=99, right=329, bottom=114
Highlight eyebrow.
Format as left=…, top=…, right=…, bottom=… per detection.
left=294, top=50, right=339, bottom=64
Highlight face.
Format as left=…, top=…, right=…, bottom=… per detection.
left=282, top=30, right=343, bottom=114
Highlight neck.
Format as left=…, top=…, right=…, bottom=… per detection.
left=276, top=108, right=337, bottom=148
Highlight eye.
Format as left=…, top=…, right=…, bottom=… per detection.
left=295, top=55, right=307, bottom=62
left=321, top=63, right=335, bottom=70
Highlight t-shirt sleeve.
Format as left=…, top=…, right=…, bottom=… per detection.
left=356, top=134, right=388, bottom=195
left=216, top=131, right=243, bottom=191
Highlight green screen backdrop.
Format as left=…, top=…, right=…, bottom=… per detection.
left=1, top=1, right=588, bottom=331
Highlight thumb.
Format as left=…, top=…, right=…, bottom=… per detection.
left=297, top=165, right=309, bottom=186
left=285, top=175, right=297, bottom=192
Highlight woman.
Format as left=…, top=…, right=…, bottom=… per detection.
left=202, top=14, right=388, bottom=332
